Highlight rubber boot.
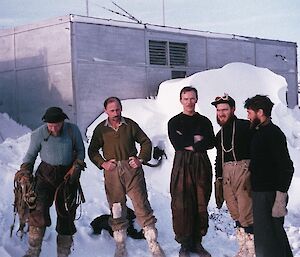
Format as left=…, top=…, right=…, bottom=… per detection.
left=113, top=229, right=128, bottom=257
left=143, top=225, right=166, bottom=257
left=23, top=226, right=45, bottom=257
left=57, top=234, right=73, bottom=257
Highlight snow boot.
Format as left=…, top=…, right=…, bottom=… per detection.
left=179, top=244, right=190, bottom=257
left=23, top=226, right=45, bottom=257
left=143, top=225, right=166, bottom=257
left=57, top=234, right=73, bottom=257
left=113, top=229, right=128, bottom=257
left=234, top=227, right=247, bottom=257
left=244, top=233, right=256, bottom=257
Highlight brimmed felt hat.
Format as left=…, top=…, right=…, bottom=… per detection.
left=211, top=93, right=235, bottom=107
left=42, top=107, right=69, bottom=123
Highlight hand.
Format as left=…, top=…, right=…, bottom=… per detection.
left=272, top=191, right=288, bottom=217
left=101, top=159, right=117, bottom=171
left=184, top=146, right=194, bottom=151
left=214, top=177, right=224, bottom=209
left=194, top=134, right=203, bottom=143
left=15, top=168, right=32, bottom=185
left=64, top=166, right=79, bottom=184
left=129, top=157, right=142, bottom=169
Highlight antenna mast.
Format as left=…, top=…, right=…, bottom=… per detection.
left=102, top=1, right=142, bottom=23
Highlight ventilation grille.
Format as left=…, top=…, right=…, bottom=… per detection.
left=149, top=40, right=167, bottom=65
left=169, top=42, right=187, bottom=66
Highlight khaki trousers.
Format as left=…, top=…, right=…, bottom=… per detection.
left=223, top=159, right=253, bottom=227
left=104, top=160, right=156, bottom=231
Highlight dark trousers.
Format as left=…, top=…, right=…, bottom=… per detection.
left=252, top=191, right=293, bottom=257
left=29, top=162, right=76, bottom=235
left=170, top=151, right=212, bottom=246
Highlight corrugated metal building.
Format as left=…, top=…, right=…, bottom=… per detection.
left=0, top=14, right=298, bottom=135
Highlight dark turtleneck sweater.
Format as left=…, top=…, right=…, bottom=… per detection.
left=249, top=120, right=294, bottom=192
left=168, top=112, right=215, bottom=153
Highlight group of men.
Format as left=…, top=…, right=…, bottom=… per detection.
left=16, top=86, right=294, bottom=257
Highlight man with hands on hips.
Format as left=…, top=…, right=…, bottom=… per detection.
left=88, top=96, right=165, bottom=257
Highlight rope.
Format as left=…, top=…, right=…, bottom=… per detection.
left=221, top=120, right=237, bottom=165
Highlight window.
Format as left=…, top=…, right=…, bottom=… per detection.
left=149, top=40, right=187, bottom=66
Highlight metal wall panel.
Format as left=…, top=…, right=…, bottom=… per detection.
left=16, top=63, right=74, bottom=129
left=0, top=34, right=15, bottom=72
left=207, top=38, right=255, bottom=69
left=15, top=22, right=71, bottom=69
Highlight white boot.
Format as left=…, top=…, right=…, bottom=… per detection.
left=244, top=233, right=256, bottom=257
left=143, top=225, right=166, bottom=257
left=234, top=227, right=247, bottom=257
left=113, top=229, right=128, bottom=257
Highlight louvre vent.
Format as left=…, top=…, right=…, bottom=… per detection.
left=169, top=42, right=187, bottom=66
left=149, top=40, right=167, bottom=65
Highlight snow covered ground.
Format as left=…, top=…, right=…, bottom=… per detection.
left=1, top=62, right=300, bottom=257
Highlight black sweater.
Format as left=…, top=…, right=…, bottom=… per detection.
left=168, top=112, right=215, bottom=152
left=249, top=121, right=294, bottom=192
left=215, top=116, right=253, bottom=178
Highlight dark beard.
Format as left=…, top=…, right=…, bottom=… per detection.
left=217, top=115, right=234, bottom=127
left=250, top=117, right=261, bottom=129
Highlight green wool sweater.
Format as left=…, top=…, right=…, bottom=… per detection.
left=88, top=117, right=152, bottom=169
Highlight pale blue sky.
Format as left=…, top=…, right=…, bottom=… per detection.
left=1, top=0, right=299, bottom=77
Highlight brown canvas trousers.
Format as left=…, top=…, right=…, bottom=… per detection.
left=29, top=162, right=77, bottom=235
left=104, top=160, right=156, bottom=231
left=170, top=150, right=212, bottom=245
left=223, top=159, right=253, bottom=227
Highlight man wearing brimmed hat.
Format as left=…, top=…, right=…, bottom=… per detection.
left=168, top=87, right=215, bottom=257
left=16, top=106, right=85, bottom=257
left=211, top=94, right=255, bottom=257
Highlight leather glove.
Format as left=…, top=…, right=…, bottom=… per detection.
left=214, top=177, right=224, bottom=209
left=64, top=159, right=86, bottom=184
left=15, top=165, right=33, bottom=185
left=272, top=191, right=288, bottom=218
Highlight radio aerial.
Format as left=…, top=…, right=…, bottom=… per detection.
left=102, top=1, right=142, bottom=24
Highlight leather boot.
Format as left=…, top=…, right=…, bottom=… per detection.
left=192, top=243, right=211, bottom=257
left=143, top=225, right=166, bottom=257
left=113, top=229, right=128, bottom=257
left=57, top=234, right=73, bottom=257
left=179, top=244, right=190, bottom=257
left=23, top=226, right=45, bottom=257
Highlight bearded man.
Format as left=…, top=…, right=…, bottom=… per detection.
left=244, top=95, right=294, bottom=257
left=212, top=94, right=255, bottom=257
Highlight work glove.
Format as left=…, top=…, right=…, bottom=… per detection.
left=64, top=159, right=86, bottom=184
left=214, top=177, right=224, bottom=209
left=272, top=191, right=288, bottom=218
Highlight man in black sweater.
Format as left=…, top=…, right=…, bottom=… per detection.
left=168, top=86, right=215, bottom=257
left=244, top=95, right=294, bottom=257
left=211, top=94, right=255, bottom=257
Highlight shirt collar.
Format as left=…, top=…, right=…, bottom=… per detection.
left=104, top=117, right=127, bottom=129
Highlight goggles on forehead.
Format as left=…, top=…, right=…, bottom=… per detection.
left=215, top=93, right=229, bottom=102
